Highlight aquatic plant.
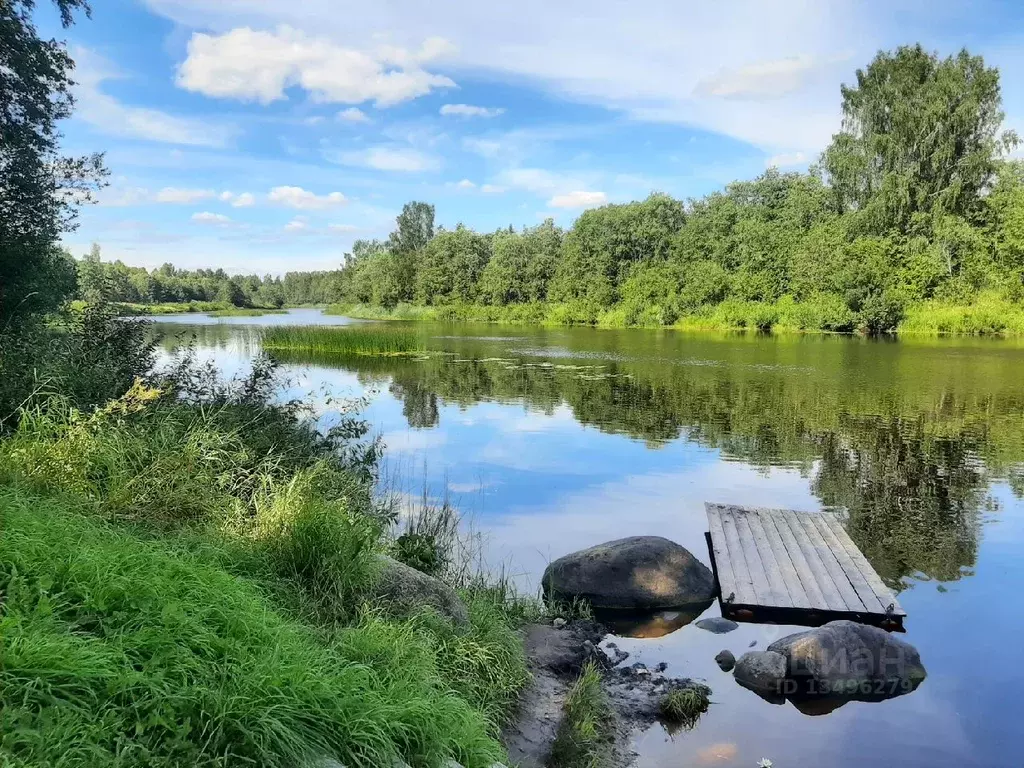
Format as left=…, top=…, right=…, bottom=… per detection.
left=658, top=685, right=711, bottom=730
left=262, top=325, right=425, bottom=356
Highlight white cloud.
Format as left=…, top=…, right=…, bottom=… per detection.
left=328, top=223, right=359, bottom=233
left=192, top=211, right=231, bottom=225
left=283, top=217, right=309, bottom=232
left=72, top=47, right=233, bottom=148
left=229, top=192, right=256, bottom=207
left=267, top=185, right=348, bottom=209
left=766, top=151, right=809, bottom=168
left=338, top=107, right=371, bottom=123
left=694, top=55, right=820, bottom=100
left=332, top=146, right=440, bottom=172
left=440, top=103, right=505, bottom=118
left=497, top=167, right=590, bottom=195
left=177, top=26, right=455, bottom=107
left=99, top=186, right=151, bottom=207
left=453, top=178, right=476, bottom=190
left=155, top=187, right=216, bottom=204
left=547, top=190, right=608, bottom=209
left=462, top=137, right=503, bottom=157
left=480, top=184, right=506, bottom=194
left=143, top=0, right=876, bottom=154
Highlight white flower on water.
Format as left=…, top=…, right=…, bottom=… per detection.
left=757, top=760, right=773, bottom=768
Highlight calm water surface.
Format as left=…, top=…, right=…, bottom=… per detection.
left=154, top=308, right=1024, bottom=768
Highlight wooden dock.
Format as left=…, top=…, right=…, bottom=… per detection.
left=705, top=504, right=906, bottom=630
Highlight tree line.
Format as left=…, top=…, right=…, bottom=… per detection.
left=72, top=45, right=1024, bottom=332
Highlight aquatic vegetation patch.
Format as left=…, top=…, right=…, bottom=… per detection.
left=658, top=684, right=711, bottom=730
left=262, top=325, right=426, bottom=356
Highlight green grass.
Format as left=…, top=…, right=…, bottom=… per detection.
left=0, top=490, right=506, bottom=768
left=900, top=293, right=1024, bottom=335
left=658, top=685, right=711, bottom=731
left=325, top=295, right=1024, bottom=336
left=262, top=325, right=425, bottom=356
left=548, top=662, right=615, bottom=768
left=206, top=308, right=289, bottom=317
left=0, top=371, right=531, bottom=766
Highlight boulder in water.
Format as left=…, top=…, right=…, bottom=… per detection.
left=733, top=651, right=787, bottom=696
left=542, top=536, right=715, bottom=610
left=767, top=620, right=926, bottom=698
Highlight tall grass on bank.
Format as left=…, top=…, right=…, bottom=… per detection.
left=0, top=357, right=530, bottom=766
left=262, top=325, right=425, bottom=356
left=900, top=293, right=1024, bottom=335
left=0, top=491, right=504, bottom=768
left=325, top=295, right=1024, bottom=336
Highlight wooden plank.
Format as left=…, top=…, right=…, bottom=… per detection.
left=808, top=513, right=889, bottom=615
left=718, top=507, right=758, bottom=605
left=706, top=505, right=738, bottom=605
left=761, top=510, right=827, bottom=610
left=776, top=510, right=849, bottom=612
left=749, top=511, right=812, bottom=610
left=741, top=510, right=797, bottom=608
left=792, top=512, right=867, bottom=612
left=818, top=513, right=906, bottom=617
left=732, top=510, right=784, bottom=607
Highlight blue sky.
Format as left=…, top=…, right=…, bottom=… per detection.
left=43, top=0, right=1024, bottom=274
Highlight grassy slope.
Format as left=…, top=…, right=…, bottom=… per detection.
left=325, top=295, right=1024, bottom=336
left=0, top=381, right=529, bottom=768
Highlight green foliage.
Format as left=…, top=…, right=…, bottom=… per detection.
left=0, top=302, right=154, bottom=429
left=416, top=225, right=492, bottom=305
left=70, top=46, right=1024, bottom=336
left=0, top=0, right=105, bottom=326
left=824, top=45, right=1018, bottom=232
left=262, top=326, right=424, bottom=357
left=480, top=219, right=562, bottom=305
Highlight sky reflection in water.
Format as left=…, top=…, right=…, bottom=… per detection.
left=154, top=310, right=1024, bottom=768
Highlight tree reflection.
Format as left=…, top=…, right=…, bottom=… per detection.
left=263, top=332, right=1024, bottom=588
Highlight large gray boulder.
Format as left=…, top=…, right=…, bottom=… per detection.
left=542, top=536, right=715, bottom=610
left=768, top=620, right=926, bottom=697
left=371, top=555, right=469, bottom=629
left=733, top=651, right=787, bottom=696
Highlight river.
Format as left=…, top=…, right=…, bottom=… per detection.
left=152, top=308, right=1024, bottom=768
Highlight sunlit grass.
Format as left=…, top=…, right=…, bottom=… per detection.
left=262, top=325, right=426, bottom=356
left=900, top=294, right=1024, bottom=335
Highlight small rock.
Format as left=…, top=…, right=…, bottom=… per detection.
left=631, top=662, right=651, bottom=676
left=654, top=661, right=668, bottom=673
left=552, top=617, right=567, bottom=629
left=733, top=651, right=787, bottom=695
left=695, top=617, right=739, bottom=634
left=749, top=640, right=757, bottom=647
left=715, top=649, right=736, bottom=672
